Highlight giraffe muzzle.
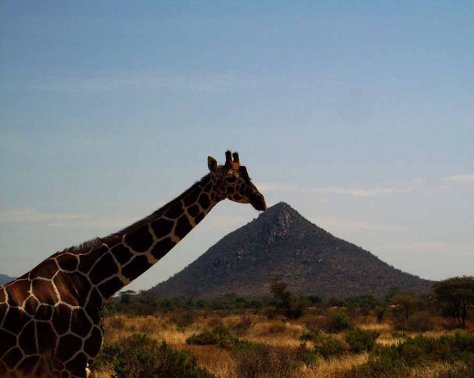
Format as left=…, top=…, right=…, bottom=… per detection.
left=250, top=193, right=267, bottom=211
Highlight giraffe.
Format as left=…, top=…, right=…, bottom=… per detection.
left=0, top=151, right=266, bottom=378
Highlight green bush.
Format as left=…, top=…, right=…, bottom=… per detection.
left=299, top=327, right=348, bottom=359
left=231, top=339, right=262, bottom=357
left=300, top=328, right=323, bottom=342
left=343, top=295, right=381, bottom=314
left=186, top=325, right=239, bottom=348
left=296, top=343, right=319, bottom=366
left=314, top=333, right=348, bottom=359
left=96, top=334, right=214, bottom=378
left=344, top=351, right=408, bottom=378
left=394, top=333, right=474, bottom=365
left=326, top=312, right=352, bottom=333
left=345, top=332, right=474, bottom=378
left=345, top=327, right=380, bottom=353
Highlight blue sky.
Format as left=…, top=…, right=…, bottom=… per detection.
left=1, top=1, right=473, bottom=292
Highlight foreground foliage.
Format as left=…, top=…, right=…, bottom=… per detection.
left=345, top=327, right=380, bottom=353
left=96, top=280, right=474, bottom=378
left=186, top=325, right=239, bottom=348
left=345, top=332, right=474, bottom=377
left=96, top=309, right=474, bottom=378
left=95, top=334, right=214, bottom=378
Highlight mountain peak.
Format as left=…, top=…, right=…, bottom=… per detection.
left=152, top=203, right=433, bottom=299
left=255, top=202, right=305, bottom=245
left=263, top=201, right=298, bottom=217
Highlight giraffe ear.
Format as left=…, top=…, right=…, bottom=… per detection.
left=208, top=156, right=218, bottom=172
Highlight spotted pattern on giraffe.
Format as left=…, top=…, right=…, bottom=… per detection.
left=0, top=151, right=266, bottom=377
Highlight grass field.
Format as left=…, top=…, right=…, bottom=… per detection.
left=93, top=308, right=474, bottom=378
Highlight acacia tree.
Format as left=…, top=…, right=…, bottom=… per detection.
left=390, top=292, right=422, bottom=322
left=270, top=278, right=306, bottom=319
left=433, top=276, right=474, bottom=328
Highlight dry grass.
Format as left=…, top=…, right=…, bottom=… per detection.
left=245, top=319, right=305, bottom=347
left=96, top=312, right=472, bottom=378
left=299, top=353, right=369, bottom=378
left=184, top=345, right=236, bottom=378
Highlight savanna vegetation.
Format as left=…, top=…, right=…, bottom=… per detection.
left=93, top=276, right=474, bottom=378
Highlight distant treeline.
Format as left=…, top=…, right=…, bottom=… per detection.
left=107, top=276, right=474, bottom=329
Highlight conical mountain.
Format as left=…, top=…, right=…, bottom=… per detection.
left=152, top=202, right=433, bottom=299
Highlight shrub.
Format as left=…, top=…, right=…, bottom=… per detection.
left=96, top=334, right=214, bottom=378
left=300, top=328, right=323, bottom=342
left=230, top=316, right=253, bottom=336
left=299, top=327, right=348, bottom=359
left=171, top=309, right=197, bottom=329
left=344, top=295, right=381, bottom=315
left=345, top=327, right=380, bottom=353
left=231, top=340, right=262, bottom=357
left=345, top=332, right=474, bottom=377
left=267, top=322, right=286, bottom=334
left=344, top=351, right=408, bottom=378
left=393, top=333, right=474, bottom=365
left=313, top=333, right=348, bottom=359
left=296, top=343, right=319, bottom=366
left=186, top=325, right=238, bottom=348
left=326, top=312, right=352, bottom=333
left=406, top=311, right=435, bottom=332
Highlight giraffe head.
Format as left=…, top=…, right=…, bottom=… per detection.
left=208, top=151, right=267, bottom=211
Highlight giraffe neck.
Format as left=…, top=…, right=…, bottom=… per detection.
left=72, top=173, right=222, bottom=304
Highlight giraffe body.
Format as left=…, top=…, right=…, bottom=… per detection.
left=0, top=152, right=266, bottom=377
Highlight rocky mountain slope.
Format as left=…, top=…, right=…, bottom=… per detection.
left=152, top=202, right=433, bottom=299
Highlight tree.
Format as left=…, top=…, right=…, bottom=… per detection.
left=270, top=278, right=306, bottom=319
left=119, top=290, right=136, bottom=305
left=390, top=293, right=422, bottom=322
left=134, top=290, right=160, bottom=315
left=433, top=276, right=474, bottom=328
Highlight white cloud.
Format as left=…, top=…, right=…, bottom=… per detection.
left=443, top=174, right=474, bottom=184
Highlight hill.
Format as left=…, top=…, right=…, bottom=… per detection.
left=0, top=274, right=14, bottom=285
left=151, top=202, right=433, bottom=299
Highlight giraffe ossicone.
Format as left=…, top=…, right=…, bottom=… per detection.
left=0, top=151, right=266, bottom=378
